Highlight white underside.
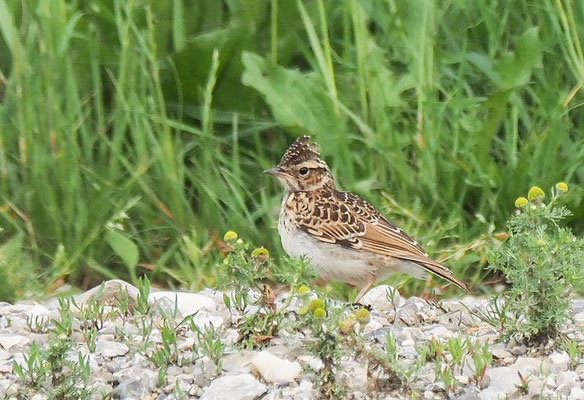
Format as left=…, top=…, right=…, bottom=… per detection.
left=278, top=210, right=427, bottom=287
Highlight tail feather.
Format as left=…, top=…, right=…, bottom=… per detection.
left=394, top=252, right=468, bottom=291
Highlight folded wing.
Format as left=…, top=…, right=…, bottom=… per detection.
left=294, top=190, right=468, bottom=291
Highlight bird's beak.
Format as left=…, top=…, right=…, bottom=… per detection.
left=263, top=167, right=283, bottom=176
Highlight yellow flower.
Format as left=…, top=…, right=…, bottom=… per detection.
left=514, top=197, right=528, bottom=208
left=296, top=285, right=311, bottom=296
left=355, top=307, right=371, bottom=324
left=556, top=182, right=568, bottom=193
left=251, top=247, right=269, bottom=257
left=338, top=316, right=357, bottom=334
left=313, top=307, right=326, bottom=319
left=308, top=298, right=324, bottom=311
left=527, top=186, right=545, bottom=201
left=223, top=231, right=238, bottom=241
left=298, top=306, right=308, bottom=315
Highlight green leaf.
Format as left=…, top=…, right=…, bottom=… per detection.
left=105, top=229, right=139, bottom=272
left=241, top=51, right=344, bottom=135
left=494, top=27, right=542, bottom=90
left=0, top=232, right=23, bottom=263
left=0, top=0, right=17, bottom=56
left=172, top=0, right=185, bottom=52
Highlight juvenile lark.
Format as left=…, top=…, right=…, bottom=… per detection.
left=265, top=136, right=468, bottom=302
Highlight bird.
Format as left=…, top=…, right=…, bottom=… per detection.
left=264, top=136, right=468, bottom=302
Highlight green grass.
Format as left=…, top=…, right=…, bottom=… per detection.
left=0, top=0, right=583, bottom=299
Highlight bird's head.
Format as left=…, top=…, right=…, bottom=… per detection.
left=264, top=136, right=334, bottom=192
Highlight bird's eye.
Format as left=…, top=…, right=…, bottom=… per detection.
left=298, top=167, right=309, bottom=176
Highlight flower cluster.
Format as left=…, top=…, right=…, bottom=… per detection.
left=514, top=182, right=568, bottom=209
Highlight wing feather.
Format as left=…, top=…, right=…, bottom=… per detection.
left=292, top=190, right=468, bottom=291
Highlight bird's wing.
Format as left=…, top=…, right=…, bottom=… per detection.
left=292, top=190, right=468, bottom=291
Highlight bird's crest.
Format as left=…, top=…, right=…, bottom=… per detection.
left=278, top=136, right=320, bottom=167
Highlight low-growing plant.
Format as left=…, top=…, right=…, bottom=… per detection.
left=359, top=328, right=420, bottom=395
left=447, top=337, right=465, bottom=366
left=13, top=297, right=93, bottom=399
left=301, top=297, right=345, bottom=399
left=516, top=371, right=530, bottom=394
left=192, top=322, right=225, bottom=373
left=73, top=292, right=107, bottom=332
left=26, top=315, right=50, bottom=334
left=435, top=361, right=458, bottom=392
left=563, top=339, right=582, bottom=370
left=84, top=326, right=98, bottom=353
left=488, top=183, right=584, bottom=343
left=220, top=231, right=314, bottom=348
left=135, top=275, right=152, bottom=315
left=468, top=341, right=492, bottom=386
left=424, top=336, right=492, bottom=393
left=53, top=297, right=74, bottom=337
left=131, top=300, right=195, bottom=387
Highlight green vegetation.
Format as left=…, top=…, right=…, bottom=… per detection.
left=488, top=184, right=584, bottom=342
left=0, top=0, right=583, bottom=299
left=15, top=298, right=92, bottom=399
left=221, top=231, right=315, bottom=348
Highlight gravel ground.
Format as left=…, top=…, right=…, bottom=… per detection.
left=0, top=280, right=583, bottom=400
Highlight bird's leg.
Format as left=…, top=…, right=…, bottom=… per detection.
left=354, top=278, right=375, bottom=303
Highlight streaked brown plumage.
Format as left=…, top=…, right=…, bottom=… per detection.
left=265, top=136, right=467, bottom=301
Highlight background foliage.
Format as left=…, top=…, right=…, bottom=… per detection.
left=0, top=0, right=583, bottom=299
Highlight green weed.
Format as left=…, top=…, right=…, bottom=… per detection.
left=13, top=297, right=92, bottom=398
left=488, top=184, right=584, bottom=342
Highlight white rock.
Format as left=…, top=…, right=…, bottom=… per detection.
left=575, top=363, right=584, bottom=378
left=482, top=366, right=520, bottom=396
left=361, top=319, right=383, bottom=336
left=200, top=374, right=267, bottom=400
left=557, top=370, right=578, bottom=393
left=250, top=351, right=301, bottom=383
left=279, top=380, right=314, bottom=400
left=514, top=357, right=551, bottom=375
left=423, top=390, right=434, bottom=399
left=339, top=359, right=368, bottom=392
left=528, top=377, right=544, bottom=396
left=222, top=350, right=256, bottom=373
left=549, top=351, right=570, bottom=372
left=490, top=346, right=512, bottom=360
left=543, top=375, right=557, bottom=389
left=114, top=367, right=158, bottom=399
left=149, top=291, right=216, bottom=316
left=0, top=335, right=30, bottom=350
left=426, top=325, right=451, bottom=340
left=25, top=305, right=52, bottom=320
left=297, top=355, right=324, bottom=372
left=573, top=311, right=584, bottom=324
left=222, top=329, right=240, bottom=346
left=95, top=340, right=129, bottom=358
left=359, top=285, right=401, bottom=311
left=0, top=349, right=12, bottom=360
left=0, top=379, right=17, bottom=395
left=479, top=391, right=507, bottom=400
left=192, top=313, right=226, bottom=330
left=178, top=336, right=195, bottom=351
left=74, top=279, right=139, bottom=306
left=569, top=387, right=584, bottom=400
